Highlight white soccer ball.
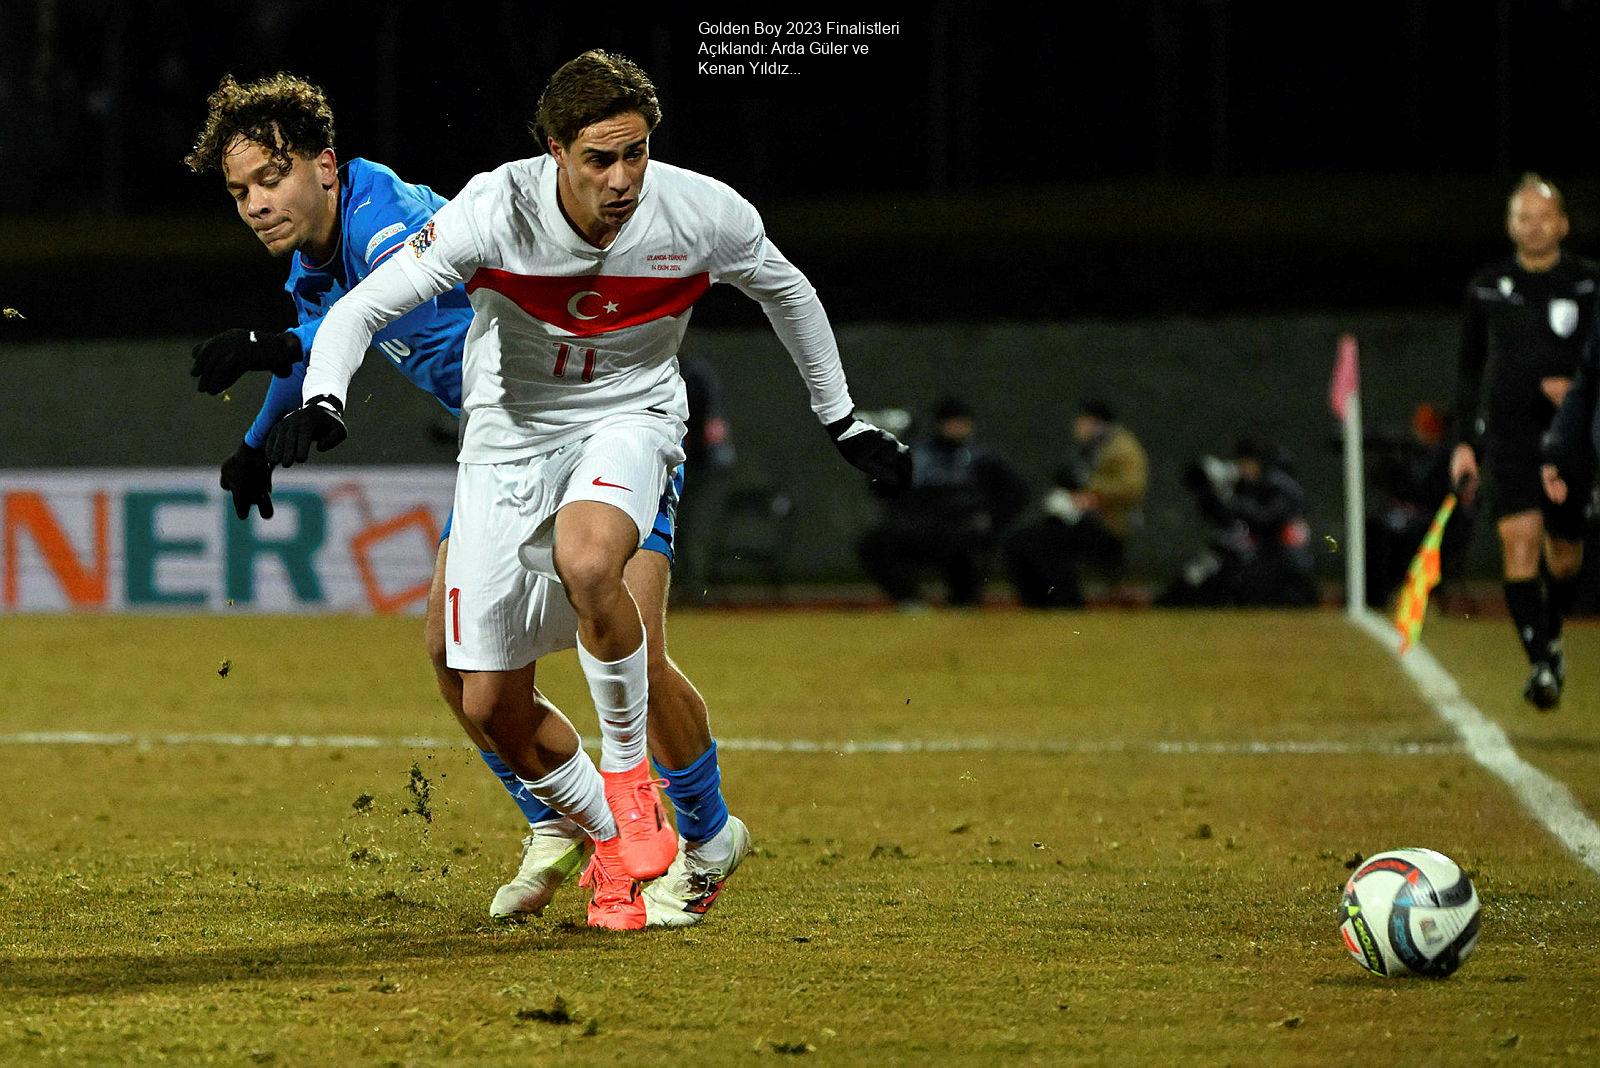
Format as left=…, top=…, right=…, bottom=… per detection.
left=1338, top=847, right=1481, bottom=978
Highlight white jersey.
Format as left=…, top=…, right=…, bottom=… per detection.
left=304, top=154, right=855, bottom=462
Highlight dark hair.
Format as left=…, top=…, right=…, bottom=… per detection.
left=535, top=50, right=662, bottom=149
left=1078, top=399, right=1115, bottom=423
left=185, top=73, right=335, bottom=174
left=1232, top=437, right=1270, bottom=463
left=934, top=396, right=974, bottom=422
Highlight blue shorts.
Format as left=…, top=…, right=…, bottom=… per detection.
left=439, top=462, right=683, bottom=562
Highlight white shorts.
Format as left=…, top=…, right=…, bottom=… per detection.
left=444, top=421, right=684, bottom=672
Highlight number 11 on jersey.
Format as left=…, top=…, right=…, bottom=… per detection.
left=553, top=343, right=596, bottom=382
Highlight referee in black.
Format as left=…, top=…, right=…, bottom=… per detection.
left=1452, top=173, right=1600, bottom=710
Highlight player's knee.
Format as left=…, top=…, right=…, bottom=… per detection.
left=1549, top=550, right=1583, bottom=579
left=555, top=544, right=625, bottom=608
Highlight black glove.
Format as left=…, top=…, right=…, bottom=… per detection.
left=825, top=412, right=913, bottom=494
left=265, top=394, right=347, bottom=467
left=219, top=441, right=275, bottom=521
left=190, top=329, right=302, bottom=395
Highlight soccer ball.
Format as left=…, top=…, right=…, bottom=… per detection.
left=1338, top=847, right=1481, bottom=978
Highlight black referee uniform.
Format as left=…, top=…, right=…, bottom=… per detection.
left=1456, top=251, right=1600, bottom=703
left=1456, top=252, right=1600, bottom=532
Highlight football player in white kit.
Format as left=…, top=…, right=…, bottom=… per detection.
left=267, top=50, right=911, bottom=929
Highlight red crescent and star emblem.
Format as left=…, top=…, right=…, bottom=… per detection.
left=466, top=270, right=710, bottom=337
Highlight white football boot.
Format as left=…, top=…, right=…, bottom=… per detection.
left=488, top=818, right=593, bottom=919
left=642, top=815, right=751, bottom=927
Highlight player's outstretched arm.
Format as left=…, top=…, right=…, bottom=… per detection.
left=724, top=213, right=912, bottom=494
left=190, top=329, right=302, bottom=395
left=271, top=206, right=480, bottom=466
left=1451, top=278, right=1489, bottom=503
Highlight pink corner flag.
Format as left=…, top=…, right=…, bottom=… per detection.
left=1330, top=333, right=1360, bottom=420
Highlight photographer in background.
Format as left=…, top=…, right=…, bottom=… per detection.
left=1003, top=400, right=1147, bottom=608
left=1365, top=403, right=1472, bottom=607
left=858, top=397, right=1028, bottom=608
left=1158, top=438, right=1317, bottom=608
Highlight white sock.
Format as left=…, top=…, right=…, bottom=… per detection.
left=578, top=634, right=650, bottom=773
left=518, top=748, right=617, bottom=841
left=686, top=821, right=736, bottom=868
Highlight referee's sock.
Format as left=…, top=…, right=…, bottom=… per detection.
left=479, top=749, right=560, bottom=826
left=1504, top=578, right=1551, bottom=664
left=1546, top=571, right=1580, bottom=649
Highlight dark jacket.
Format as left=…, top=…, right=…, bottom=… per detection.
left=1459, top=253, right=1600, bottom=445
left=1541, top=295, right=1600, bottom=484
left=889, top=436, right=1029, bottom=540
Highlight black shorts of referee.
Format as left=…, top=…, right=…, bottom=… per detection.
left=1486, top=433, right=1588, bottom=539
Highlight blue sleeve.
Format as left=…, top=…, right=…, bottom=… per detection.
left=347, top=164, right=442, bottom=275
left=243, top=357, right=309, bottom=449
left=286, top=316, right=321, bottom=354
left=370, top=296, right=467, bottom=413
left=347, top=171, right=465, bottom=411
left=241, top=318, right=320, bottom=448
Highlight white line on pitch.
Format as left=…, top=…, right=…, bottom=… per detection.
left=1354, top=609, right=1600, bottom=878
left=0, top=730, right=1458, bottom=757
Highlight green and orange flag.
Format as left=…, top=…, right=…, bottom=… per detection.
left=1394, top=494, right=1457, bottom=653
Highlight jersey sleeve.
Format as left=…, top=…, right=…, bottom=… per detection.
left=1455, top=277, right=1489, bottom=446
left=285, top=315, right=322, bottom=354
left=347, top=176, right=441, bottom=274
left=715, top=191, right=854, bottom=424
left=303, top=189, right=487, bottom=406
left=238, top=318, right=322, bottom=447
left=243, top=358, right=309, bottom=448
left=1544, top=292, right=1600, bottom=475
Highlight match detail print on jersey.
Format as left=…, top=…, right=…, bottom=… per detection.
left=464, top=269, right=711, bottom=337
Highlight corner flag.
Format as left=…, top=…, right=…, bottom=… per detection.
left=1332, top=333, right=1366, bottom=615
left=1330, top=333, right=1359, bottom=420
left=1394, top=494, right=1458, bottom=653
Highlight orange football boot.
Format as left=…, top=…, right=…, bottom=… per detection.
left=600, top=760, right=676, bottom=880
left=580, top=835, right=646, bottom=930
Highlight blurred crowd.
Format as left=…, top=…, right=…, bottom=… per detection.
left=673, top=365, right=1488, bottom=611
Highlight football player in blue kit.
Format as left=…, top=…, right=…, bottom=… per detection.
left=183, top=73, right=744, bottom=925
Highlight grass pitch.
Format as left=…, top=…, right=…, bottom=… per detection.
left=2, top=609, right=1599, bottom=1064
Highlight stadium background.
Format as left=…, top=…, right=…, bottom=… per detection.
left=6, top=1, right=1600, bottom=593
left=6, top=6, right=1600, bottom=1063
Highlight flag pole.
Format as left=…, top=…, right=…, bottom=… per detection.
left=1343, top=389, right=1366, bottom=618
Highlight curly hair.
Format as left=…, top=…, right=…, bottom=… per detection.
left=534, top=50, right=661, bottom=149
left=184, top=73, right=335, bottom=174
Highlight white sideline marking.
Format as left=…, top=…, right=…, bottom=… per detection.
left=0, top=730, right=1457, bottom=757
left=1354, top=609, right=1600, bottom=877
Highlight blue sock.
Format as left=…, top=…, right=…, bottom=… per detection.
left=478, top=749, right=559, bottom=826
left=653, top=741, right=729, bottom=844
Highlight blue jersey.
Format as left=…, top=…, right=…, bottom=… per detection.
left=243, top=158, right=470, bottom=447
